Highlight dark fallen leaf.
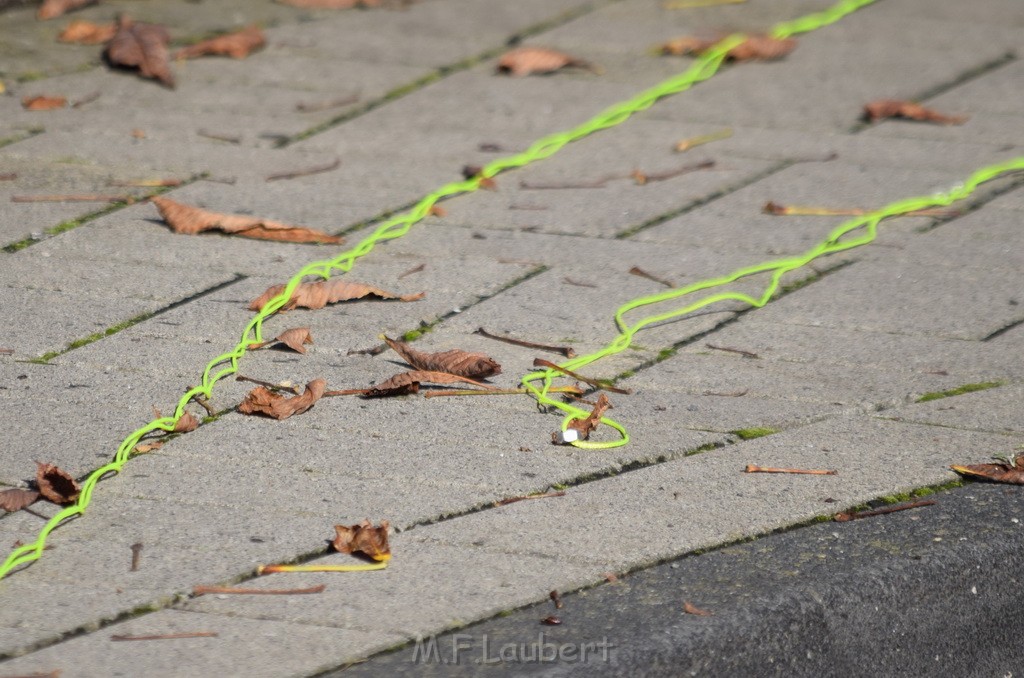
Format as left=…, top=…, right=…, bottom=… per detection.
left=105, top=16, right=175, bottom=88
left=567, top=393, right=611, bottom=440
left=35, top=462, right=80, bottom=504
left=238, top=379, right=326, bottom=420
left=21, top=95, right=67, bottom=111
left=497, top=47, right=596, bottom=77
left=549, top=590, right=564, bottom=609
left=249, top=280, right=424, bottom=312
left=683, top=601, right=713, bottom=616
left=332, top=520, right=391, bottom=561
left=250, top=327, right=314, bottom=354
left=863, top=100, right=968, bottom=125
left=374, top=370, right=494, bottom=391
left=661, top=34, right=796, bottom=61
left=37, top=0, right=96, bottom=20
left=58, top=19, right=118, bottom=44
left=152, top=196, right=341, bottom=244
left=541, top=616, right=562, bottom=625
left=382, top=335, right=501, bottom=379
left=951, top=456, right=1024, bottom=485
left=174, top=412, right=200, bottom=433
left=173, top=25, right=266, bottom=60
left=0, top=488, right=41, bottom=512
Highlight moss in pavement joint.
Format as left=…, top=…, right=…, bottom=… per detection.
left=916, top=381, right=1004, bottom=403
left=731, top=427, right=778, bottom=440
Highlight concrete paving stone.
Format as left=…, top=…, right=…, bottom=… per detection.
left=987, top=184, right=1024, bottom=213
left=866, top=0, right=1024, bottom=29
left=0, top=608, right=403, bottom=677
left=884, top=382, right=1024, bottom=435
left=742, top=206, right=1024, bottom=341
left=678, top=317, right=1024, bottom=383
left=0, top=493, right=355, bottom=652
left=406, top=415, right=1024, bottom=571
left=863, top=109, right=1024, bottom=148
left=645, top=26, right=1015, bottom=133
left=180, top=537, right=607, bottom=648
left=437, top=117, right=779, bottom=239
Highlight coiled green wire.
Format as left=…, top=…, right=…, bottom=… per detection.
left=2, top=0, right=884, bottom=579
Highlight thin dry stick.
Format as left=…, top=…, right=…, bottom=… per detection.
left=296, top=93, right=360, bottom=112
left=198, top=129, right=241, bottom=144
left=509, top=203, right=549, bottom=211
left=674, top=128, right=733, bottom=152
left=705, top=343, right=759, bottom=359
left=665, top=0, right=745, bottom=8
left=0, top=173, right=16, bottom=181
left=763, top=201, right=958, bottom=218
left=474, top=327, right=577, bottom=358
left=519, top=173, right=622, bottom=190
left=633, top=159, right=714, bottom=184
left=193, top=584, right=325, bottom=596
left=111, top=632, right=218, bottom=641
left=495, top=491, right=566, bottom=507
left=398, top=263, right=426, bottom=279
left=834, top=499, right=936, bottom=522
left=266, top=158, right=340, bottom=182
left=562, top=277, right=598, bottom=288
left=629, top=266, right=674, bottom=288
left=703, top=389, right=748, bottom=397
left=72, top=91, right=101, bottom=108
left=744, top=465, right=837, bottom=476
left=12, top=194, right=129, bottom=203
left=130, top=543, right=143, bottom=572
left=533, top=358, right=632, bottom=394
left=424, top=385, right=583, bottom=399
left=0, top=347, right=14, bottom=355
left=109, top=178, right=181, bottom=188
left=235, top=375, right=300, bottom=395
left=192, top=395, right=216, bottom=417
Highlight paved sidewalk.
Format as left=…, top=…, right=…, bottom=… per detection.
left=1, top=0, right=1022, bottom=675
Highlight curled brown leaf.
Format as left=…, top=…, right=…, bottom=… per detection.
left=152, top=196, right=342, bottom=244
left=863, top=100, right=968, bottom=125
left=173, top=25, right=266, bottom=60
left=174, top=412, right=200, bottom=433
left=249, top=280, right=424, bottom=312
left=951, top=456, right=1024, bottom=485
left=382, top=335, right=501, bottom=379
left=374, top=370, right=495, bottom=392
left=332, top=520, right=391, bottom=561
left=251, top=327, right=314, bottom=354
left=497, top=47, right=596, bottom=77
left=37, top=0, right=96, bottom=20
left=105, top=16, right=175, bottom=88
left=0, top=488, right=41, bottom=512
left=238, top=379, right=326, bottom=420
left=661, top=34, right=796, bottom=61
left=35, top=462, right=80, bottom=505
left=59, top=19, right=118, bottom=44
left=22, top=95, right=67, bottom=111
left=567, top=393, right=611, bottom=440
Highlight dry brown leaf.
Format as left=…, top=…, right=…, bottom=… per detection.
left=951, top=455, right=1024, bottom=485
left=863, top=100, right=968, bottom=125
left=58, top=19, right=118, bottom=44
left=279, top=0, right=382, bottom=6
left=497, top=47, right=595, bottom=77
left=374, top=370, right=495, bottom=391
left=359, top=381, right=421, bottom=398
left=332, top=520, right=391, bottom=561
left=173, top=25, right=266, bottom=60
left=567, top=393, right=611, bottom=440
left=152, top=196, right=341, bottom=244
left=105, top=16, right=175, bottom=88
left=21, top=95, right=67, bottom=111
left=238, top=378, right=326, bottom=420
left=133, top=441, right=164, bottom=454
left=35, top=462, right=80, bottom=505
left=174, top=412, right=200, bottom=433
left=661, top=34, right=796, bottom=61
left=249, top=280, right=424, bottom=312
left=683, top=601, right=713, bottom=616
left=37, top=0, right=95, bottom=20
left=382, top=335, right=501, bottom=379
left=0, top=488, right=41, bottom=512
left=251, top=327, right=314, bottom=354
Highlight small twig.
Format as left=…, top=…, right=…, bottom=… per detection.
left=628, top=266, right=674, bottom=288
left=295, top=92, right=360, bottom=113
left=203, top=175, right=238, bottom=185
left=532, top=358, right=632, bottom=394
left=834, top=499, right=936, bottom=522
left=744, top=465, right=837, bottom=476
left=474, top=327, right=576, bottom=358
left=266, top=158, right=341, bottom=182
left=192, top=395, right=216, bottom=416
left=193, top=584, right=325, bottom=596
left=562, top=277, right=597, bottom=288
left=71, top=91, right=101, bottom=108
left=674, top=128, right=732, bottom=152
left=346, top=344, right=387, bottom=356
left=257, top=562, right=387, bottom=574
left=0, top=347, right=14, bottom=355
left=519, top=173, right=621, bottom=190
left=703, top=389, right=748, bottom=397
left=495, top=491, right=566, bottom=507
left=235, top=375, right=300, bottom=395
left=12, top=194, right=130, bottom=203
left=109, top=178, right=182, bottom=188
left=478, top=142, right=506, bottom=152
left=197, top=129, right=241, bottom=144
left=632, top=159, right=714, bottom=184
left=509, top=203, right=549, bottom=211
left=0, top=173, right=18, bottom=181
left=424, top=385, right=583, bottom=399
left=130, top=543, right=143, bottom=572
left=549, top=590, right=564, bottom=609
left=0, top=670, right=61, bottom=678
left=763, top=201, right=958, bottom=218
left=111, top=632, right=219, bottom=641
left=705, top=343, right=759, bottom=359
left=398, top=263, right=425, bottom=280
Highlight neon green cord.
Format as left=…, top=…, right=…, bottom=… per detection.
left=0, top=0, right=879, bottom=579
left=527, top=158, right=1024, bottom=449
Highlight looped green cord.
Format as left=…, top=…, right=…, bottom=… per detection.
left=528, top=158, right=1024, bottom=448
left=0, top=0, right=880, bottom=580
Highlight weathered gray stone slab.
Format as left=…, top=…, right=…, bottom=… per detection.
left=886, top=383, right=1024, bottom=435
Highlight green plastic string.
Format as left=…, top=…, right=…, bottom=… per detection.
left=526, top=158, right=1024, bottom=449
left=0, top=0, right=879, bottom=580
